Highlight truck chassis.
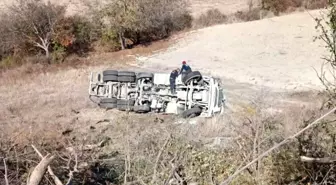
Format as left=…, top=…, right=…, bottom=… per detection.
left=89, top=70, right=226, bottom=118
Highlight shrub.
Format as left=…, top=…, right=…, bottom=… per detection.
left=266, top=120, right=336, bottom=184
left=262, top=0, right=303, bottom=15
left=53, top=15, right=95, bottom=56
left=0, top=0, right=193, bottom=67
left=194, top=9, right=228, bottom=28
left=304, top=0, right=328, bottom=9
left=99, top=28, right=122, bottom=51
left=234, top=8, right=261, bottom=22
left=96, top=0, right=192, bottom=49
left=262, top=0, right=327, bottom=15
left=0, top=56, right=20, bottom=69
left=131, top=0, right=192, bottom=43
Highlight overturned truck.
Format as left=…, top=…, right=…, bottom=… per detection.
left=89, top=69, right=226, bottom=118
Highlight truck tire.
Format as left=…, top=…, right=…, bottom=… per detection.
left=103, top=70, right=118, bottom=76
left=100, top=103, right=117, bottom=109
left=99, top=98, right=117, bottom=109
left=134, top=105, right=151, bottom=113
left=101, top=98, right=117, bottom=104
left=102, top=70, right=118, bottom=82
left=117, top=99, right=135, bottom=106
left=117, top=100, right=135, bottom=111
left=117, top=104, right=134, bottom=111
left=137, top=73, right=154, bottom=80
left=118, top=76, right=136, bottom=82
left=118, top=71, right=136, bottom=77
left=182, top=106, right=202, bottom=118
left=103, top=75, right=118, bottom=82
left=182, top=71, right=202, bottom=85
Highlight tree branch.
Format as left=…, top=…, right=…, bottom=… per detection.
left=151, top=135, right=171, bottom=184
left=3, top=158, right=9, bottom=185
left=31, top=145, right=63, bottom=185
left=27, top=154, right=55, bottom=185
left=64, top=146, right=79, bottom=185
left=300, top=156, right=336, bottom=164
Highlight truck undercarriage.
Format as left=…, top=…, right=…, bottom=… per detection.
left=89, top=70, right=226, bottom=118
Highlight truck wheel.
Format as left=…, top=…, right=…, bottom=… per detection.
left=117, top=99, right=135, bottom=111
left=118, top=76, right=136, bottom=82
left=117, top=99, right=135, bottom=106
left=103, top=70, right=118, bottom=76
left=137, top=73, right=154, bottom=80
left=134, top=105, right=151, bottom=113
left=118, top=71, right=136, bottom=77
left=182, top=71, right=202, bottom=85
left=103, top=70, right=118, bottom=82
left=117, top=104, right=134, bottom=111
left=99, top=98, right=117, bottom=109
left=103, top=75, right=118, bottom=82
left=182, top=106, right=202, bottom=118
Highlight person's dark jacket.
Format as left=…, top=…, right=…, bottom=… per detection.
left=170, top=70, right=179, bottom=81
left=180, top=64, right=192, bottom=74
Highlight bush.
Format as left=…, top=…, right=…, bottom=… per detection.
left=96, top=0, right=192, bottom=49
left=194, top=9, right=228, bottom=28
left=266, top=120, right=336, bottom=184
left=262, top=0, right=328, bottom=15
left=0, top=0, right=193, bottom=67
left=234, top=8, right=262, bottom=22
left=262, top=0, right=303, bottom=15
left=53, top=15, right=95, bottom=56
left=304, top=0, right=328, bottom=9
left=99, top=28, right=122, bottom=52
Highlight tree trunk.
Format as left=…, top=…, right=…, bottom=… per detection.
left=119, top=31, right=126, bottom=50
left=44, top=48, right=51, bottom=64
left=45, top=48, right=50, bottom=59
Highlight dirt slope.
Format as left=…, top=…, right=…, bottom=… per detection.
left=0, top=10, right=327, bottom=158
left=138, top=10, right=327, bottom=93
left=1, top=10, right=329, bottom=121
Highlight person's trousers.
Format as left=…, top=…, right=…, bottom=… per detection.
left=170, top=78, right=176, bottom=93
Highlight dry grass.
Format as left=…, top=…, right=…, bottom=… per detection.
left=0, top=0, right=333, bottom=183
left=0, top=63, right=328, bottom=183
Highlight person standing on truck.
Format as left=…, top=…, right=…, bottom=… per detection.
left=180, top=61, right=192, bottom=79
left=170, top=68, right=180, bottom=94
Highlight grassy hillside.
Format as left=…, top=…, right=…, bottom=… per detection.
left=0, top=0, right=335, bottom=185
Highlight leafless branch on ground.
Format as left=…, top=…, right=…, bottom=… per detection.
left=32, top=145, right=63, bottom=185
left=27, top=153, right=55, bottom=185
left=300, top=156, right=336, bottom=163
left=3, top=158, right=9, bottom=185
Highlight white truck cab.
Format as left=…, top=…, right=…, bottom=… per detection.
left=89, top=70, right=226, bottom=118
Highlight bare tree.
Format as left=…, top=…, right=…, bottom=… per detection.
left=3, top=0, right=66, bottom=58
